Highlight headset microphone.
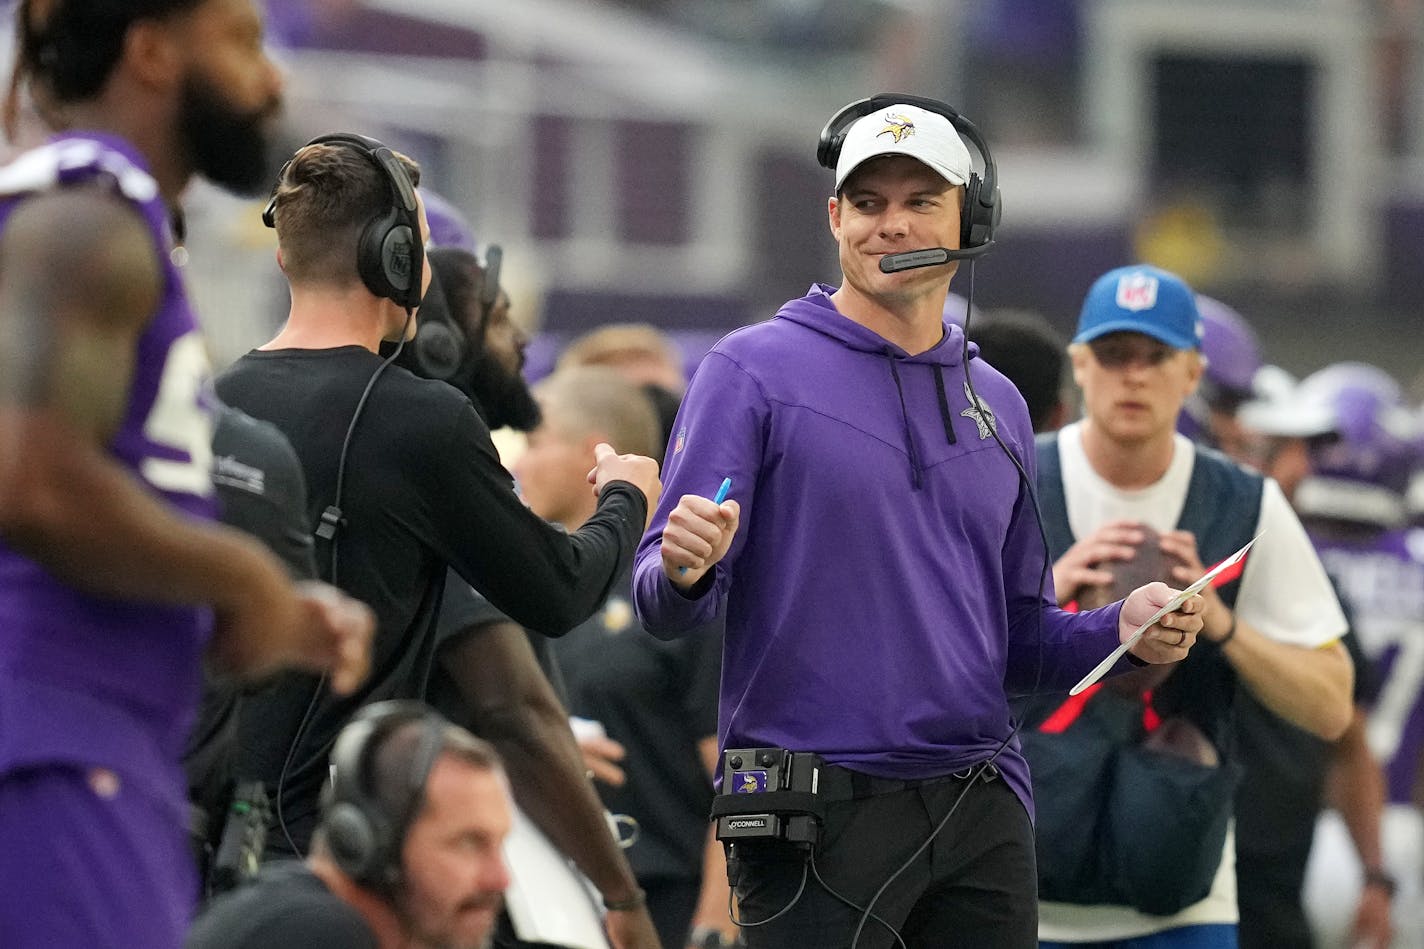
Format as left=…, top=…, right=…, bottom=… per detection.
left=879, top=243, right=995, bottom=273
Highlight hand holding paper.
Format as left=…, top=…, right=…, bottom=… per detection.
left=1071, top=534, right=1262, bottom=695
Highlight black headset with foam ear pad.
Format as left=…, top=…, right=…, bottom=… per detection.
left=409, top=243, right=502, bottom=381
left=816, top=93, right=1001, bottom=253
left=409, top=264, right=466, bottom=381
left=322, top=700, right=449, bottom=895
left=261, top=132, right=425, bottom=311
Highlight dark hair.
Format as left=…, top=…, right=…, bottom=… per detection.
left=367, top=717, right=502, bottom=826
left=640, top=382, right=681, bottom=462
left=5, top=0, right=202, bottom=136
left=272, top=142, right=422, bottom=286
left=425, top=247, right=489, bottom=337
left=970, top=311, right=1069, bottom=434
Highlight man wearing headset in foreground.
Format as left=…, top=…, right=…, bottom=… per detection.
left=188, top=701, right=512, bottom=949
left=630, top=95, right=1207, bottom=949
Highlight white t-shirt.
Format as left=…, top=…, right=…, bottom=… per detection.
left=1038, top=422, right=1348, bottom=942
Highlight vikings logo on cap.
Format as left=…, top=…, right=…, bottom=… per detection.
left=877, top=113, right=916, bottom=144
left=1116, top=272, right=1159, bottom=312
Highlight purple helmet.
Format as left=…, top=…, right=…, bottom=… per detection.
left=1178, top=295, right=1262, bottom=445
left=1293, top=362, right=1415, bottom=528
left=422, top=189, right=476, bottom=252
left=1197, top=296, right=1263, bottom=395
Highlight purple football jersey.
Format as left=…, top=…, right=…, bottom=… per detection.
left=0, top=133, right=217, bottom=805
left=1313, top=526, right=1424, bottom=803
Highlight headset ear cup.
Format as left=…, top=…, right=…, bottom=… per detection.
left=960, top=174, right=1001, bottom=251
left=961, top=173, right=982, bottom=250
left=381, top=224, right=416, bottom=299
left=816, top=130, right=838, bottom=170
left=356, top=212, right=423, bottom=310
left=413, top=319, right=467, bottom=381
left=817, top=96, right=877, bottom=172
left=324, top=801, right=378, bottom=883
left=356, top=210, right=398, bottom=303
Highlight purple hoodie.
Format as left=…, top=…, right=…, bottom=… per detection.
left=632, top=285, right=1127, bottom=819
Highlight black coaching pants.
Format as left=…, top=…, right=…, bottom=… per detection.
left=729, top=769, right=1038, bottom=949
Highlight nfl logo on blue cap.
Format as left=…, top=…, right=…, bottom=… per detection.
left=1116, top=272, right=1159, bottom=312
left=1074, top=265, right=1203, bottom=351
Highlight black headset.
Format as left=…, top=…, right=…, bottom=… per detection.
left=816, top=93, right=1001, bottom=254
left=262, top=132, right=425, bottom=311
left=408, top=244, right=503, bottom=381
left=321, top=700, right=450, bottom=895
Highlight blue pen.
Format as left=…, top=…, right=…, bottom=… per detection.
left=680, top=477, right=733, bottom=575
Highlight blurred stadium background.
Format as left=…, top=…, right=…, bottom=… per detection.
left=2, top=0, right=1420, bottom=391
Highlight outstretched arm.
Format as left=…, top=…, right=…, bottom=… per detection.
left=1160, top=529, right=1353, bottom=739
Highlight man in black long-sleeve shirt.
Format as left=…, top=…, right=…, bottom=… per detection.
left=217, top=135, right=660, bottom=856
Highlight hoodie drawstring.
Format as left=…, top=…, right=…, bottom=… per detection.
left=933, top=365, right=958, bottom=446
left=887, top=358, right=962, bottom=491
left=886, top=357, right=923, bottom=490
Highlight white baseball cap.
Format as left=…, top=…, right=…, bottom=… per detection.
left=834, top=103, right=973, bottom=192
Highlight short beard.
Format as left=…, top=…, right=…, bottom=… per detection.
left=392, top=886, right=499, bottom=949
left=178, top=73, right=278, bottom=197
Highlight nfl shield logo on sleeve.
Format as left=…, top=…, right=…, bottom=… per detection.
left=1116, top=273, right=1159, bottom=312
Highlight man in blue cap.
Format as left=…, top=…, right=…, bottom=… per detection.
left=1025, top=264, right=1354, bottom=949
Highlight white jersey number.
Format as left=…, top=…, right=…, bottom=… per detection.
left=140, top=331, right=214, bottom=497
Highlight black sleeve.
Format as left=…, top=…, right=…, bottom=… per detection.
left=1342, top=629, right=1373, bottom=704
left=1329, top=575, right=1375, bottom=703
left=184, top=869, right=378, bottom=949
left=193, top=912, right=377, bottom=949
left=420, top=400, right=648, bottom=637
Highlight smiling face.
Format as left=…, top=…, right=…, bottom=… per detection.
left=828, top=155, right=964, bottom=310
left=1071, top=332, right=1204, bottom=447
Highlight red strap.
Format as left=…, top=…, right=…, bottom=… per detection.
left=1208, top=554, right=1245, bottom=587
left=1038, top=683, right=1102, bottom=733
left=1142, top=690, right=1162, bottom=731
left=1039, top=548, right=1248, bottom=734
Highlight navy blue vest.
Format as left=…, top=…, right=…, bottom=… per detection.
left=1031, top=432, right=1263, bottom=746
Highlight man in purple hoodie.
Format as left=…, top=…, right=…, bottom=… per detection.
left=631, top=95, right=1206, bottom=948
left=0, top=2, right=374, bottom=947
